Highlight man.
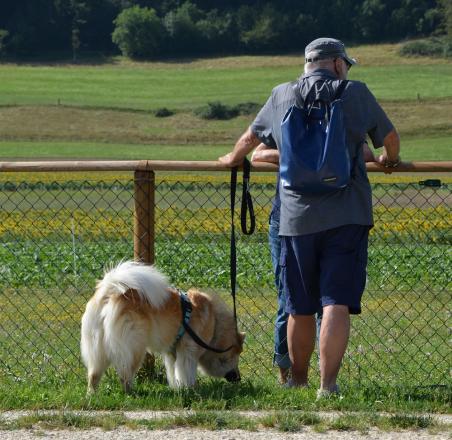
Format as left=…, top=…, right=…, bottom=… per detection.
left=250, top=141, right=376, bottom=386
left=219, top=37, right=400, bottom=396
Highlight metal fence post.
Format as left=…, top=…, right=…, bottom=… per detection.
left=133, top=169, right=156, bottom=378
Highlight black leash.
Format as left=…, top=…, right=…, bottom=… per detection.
left=240, top=158, right=255, bottom=236
left=183, top=320, right=233, bottom=354
left=230, top=157, right=255, bottom=324
left=173, top=158, right=255, bottom=354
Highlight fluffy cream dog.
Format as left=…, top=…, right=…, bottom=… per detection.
left=81, top=261, right=244, bottom=393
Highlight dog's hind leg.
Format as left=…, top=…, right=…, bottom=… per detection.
left=163, top=353, right=176, bottom=388
left=87, top=363, right=108, bottom=395
left=84, top=343, right=109, bottom=395
left=81, top=302, right=109, bottom=395
left=114, top=348, right=146, bottom=394
left=174, top=352, right=198, bottom=388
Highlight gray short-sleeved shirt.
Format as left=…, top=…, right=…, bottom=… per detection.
left=251, top=69, right=394, bottom=236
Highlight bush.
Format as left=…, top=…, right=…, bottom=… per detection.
left=194, top=102, right=239, bottom=120
left=155, top=108, right=174, bottom=117
left=194, top=102, right=261, bottom=120
left=399, top=37, right=452, bottom=58
left=112, top=6, right=166, bottom=58
left=235, top=102, right=261, bottom=115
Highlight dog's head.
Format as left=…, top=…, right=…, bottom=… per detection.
left=199, top=331, right=245, bottom=382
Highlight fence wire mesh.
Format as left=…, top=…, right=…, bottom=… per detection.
left=0, top=174, right=450, bottom=389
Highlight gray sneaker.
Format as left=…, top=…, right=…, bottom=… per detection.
left=316, top=384, right=340, bottom=400
left=284, top=378, right=308, bottom=389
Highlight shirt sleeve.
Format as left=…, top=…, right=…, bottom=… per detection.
left=250, top=94, right=277, bottom=148
left=362, top=85, right=394, bottom=149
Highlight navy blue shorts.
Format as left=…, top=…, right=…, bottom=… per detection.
left=281, top=224, right=369, bottom=315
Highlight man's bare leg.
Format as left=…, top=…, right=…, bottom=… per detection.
left=319, top=304, right=350, bottom=391
left=287, top=314, right=316, bottom=386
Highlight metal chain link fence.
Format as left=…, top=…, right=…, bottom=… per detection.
left=0, top=172, right=450, bottom=390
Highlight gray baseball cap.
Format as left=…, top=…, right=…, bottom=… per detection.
left=305, top=37, right=357, bottom=66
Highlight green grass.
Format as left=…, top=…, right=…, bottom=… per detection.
left=0, top=372, right=450, bottom=413
left=0, top=180, right=450, bottom=411
left=396, top=136, right=452, bottom=161
left=1, top=62, right=451, bottom=110
left=0, top=46, right=451, bottom=413
left=0, top=410, right=447, bottom=433
left=0, top=64, right=292, bottom=110
left=0, top=183, right=452, bottom=411
left=350, top=64, right=452, bottom=100
left=0, top=136, right=450, bottom=161
left=0, top=43, right=451, bottom=161
left=0, top=141, right=232, bottom=161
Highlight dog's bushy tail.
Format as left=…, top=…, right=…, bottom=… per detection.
left=82, top=261, right=169, bottom=391
left=96, top=260, right=169, bottom=308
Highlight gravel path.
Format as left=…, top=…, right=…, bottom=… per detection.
left=1, top=411, right=450, bottom=440
left=1, top=427, right=450, bottom=440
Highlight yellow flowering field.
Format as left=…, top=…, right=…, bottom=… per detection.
left=371, top=206, right=451, bottom=240
left=0, top=171, right=450, bottom=185
left=0, top=205, right=449, bottom=241
left=0, top=206, right=270, bottom=239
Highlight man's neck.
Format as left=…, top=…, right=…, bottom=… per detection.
left=302, top=68, right=338, bottom=79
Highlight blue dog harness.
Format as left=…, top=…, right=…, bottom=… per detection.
left=170, top=290, right=192, bottom=352
left=170, top=289, right=234, bottom=354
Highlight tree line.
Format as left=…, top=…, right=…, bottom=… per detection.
left=0, top=0, right=449, bottom=59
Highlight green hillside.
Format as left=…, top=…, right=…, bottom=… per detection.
left=0, top=43, right=451, bottom=161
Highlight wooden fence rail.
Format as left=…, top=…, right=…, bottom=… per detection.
left=0, top=160, right=451, bottom=173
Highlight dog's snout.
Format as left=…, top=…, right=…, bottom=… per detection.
left=225, top=370, right=240, bottom=382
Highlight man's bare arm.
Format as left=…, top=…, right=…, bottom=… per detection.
left=218, top=127, right=261, bottom=167
left=376, top=129, right=401, bottom=169
left=251, top=143, right=279, bottom=165
left=251, top=141, right=377, bottom=166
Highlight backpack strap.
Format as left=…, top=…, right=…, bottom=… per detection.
left=333, top=80, right=348, bottom=100
left=291, top=80, right=304, bottom=108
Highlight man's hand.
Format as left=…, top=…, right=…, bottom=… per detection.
left=218, top=127, right=261, bottom=168
left=218, top=152, right=242, bottom=167
left=375, top=129, right=401, bottom=173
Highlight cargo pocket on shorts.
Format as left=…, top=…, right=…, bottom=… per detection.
left=278, top=243, right=288, bottom=299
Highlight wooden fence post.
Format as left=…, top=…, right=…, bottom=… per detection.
left=134, top=169, right=155, bottom=264
left=133, top=169, right=156, bottom=378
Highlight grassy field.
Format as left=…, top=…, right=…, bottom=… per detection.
left=0, top=45, right=451, bottom=414
left=0, top=178, right=450, bottom=413
left=0, top=43, right=451, bottom=161
left=0, top=137, right=450, bottom=161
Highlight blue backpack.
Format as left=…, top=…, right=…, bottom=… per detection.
left=280, top=78, right=351, bottom=195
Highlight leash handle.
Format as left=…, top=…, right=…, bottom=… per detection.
left=241, top=157, right=255, bottom=235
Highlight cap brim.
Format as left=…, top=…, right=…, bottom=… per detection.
left=344, top=55, right=357, bottom=65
